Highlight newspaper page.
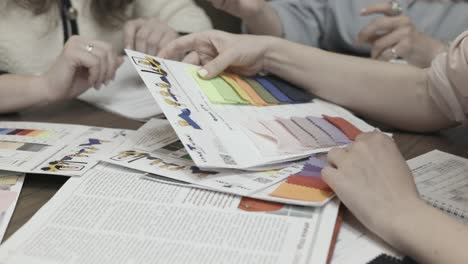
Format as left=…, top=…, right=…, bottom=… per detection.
left=125, top=50, right=375, bottom=170
left=79, top=57, right=163, bottom=121
left=0, top=122, right=129, bottom=176
left=101, top=119, right=334, bottom=207
left=0, top=165, right=339, bottom=264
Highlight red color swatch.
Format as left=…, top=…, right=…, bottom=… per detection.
left=322, top=115, right=363, bottom=141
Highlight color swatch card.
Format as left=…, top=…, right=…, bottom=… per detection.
left=126, top=50, right=374, bottom=169
left=101, top=119, right=334, bottom=206
left=0, top=122, right=129, bottom=177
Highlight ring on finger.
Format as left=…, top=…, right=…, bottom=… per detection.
left=85, top=43, right=94, bottom=54
left=389, top=0, right=403, bottom=16
left=391, top=47, right=399, bottom=60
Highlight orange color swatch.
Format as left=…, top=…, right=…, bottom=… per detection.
left=322, top=115, right=363, bottom=141
left=226, top=74, right=269, bottom=106
left=287, top=175, right=331, bottom=191
left=270, top=182, right=333, bottom=202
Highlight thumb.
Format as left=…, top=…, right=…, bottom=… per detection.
left=198, top=51, right=236, bottom=79
left=321, top=166, right=342, bottom=191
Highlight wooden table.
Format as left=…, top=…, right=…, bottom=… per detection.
left=2, top=100, right=468, bottom=242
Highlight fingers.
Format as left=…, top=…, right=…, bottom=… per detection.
left=158, top=33, right=199, bottom=60
left=321, top=166, right=343, bottom=188
left=199, top=50, right=236, bottom=79
left=327, top=147, right=347, bottom=167
left=182, top=51, right=201, bottom=65
left=123, top=18, right=144, bottom=50
left=370, top=27, right=410, bottom=58
left=378, top=38, right=409, bottom=61
left=358, top=16, right=410, bottom=44
left=135, top=26, right=152, bottom=54
left=360, top=2, right=394, bottom=16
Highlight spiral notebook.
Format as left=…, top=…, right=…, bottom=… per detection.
left=408, top=150, right=468, bottom=222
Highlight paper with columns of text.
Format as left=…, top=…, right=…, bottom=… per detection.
left=0, top=164, right=339, bottom=264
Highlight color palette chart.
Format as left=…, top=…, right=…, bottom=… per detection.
left=0, top=128, right=55, bottom=138
left=247, top=115, right=362, bottom=152
left=187, top=68, right=315, bottom=106
left=270, top=155, right=333, bottom=202
left=0, top=141, right=48, bottom=152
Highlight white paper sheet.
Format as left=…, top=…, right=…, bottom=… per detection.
left=101, top=119, right=334, bottom=207
left=331, top=212, right=401, bottom=264
left=79, top=57, right=163, bottom=121
left=0, top=165, right=339, bottom=264
left=124, top=50, right=375, bottom=170
left=408, top=150, right=468, bottom=221
left=0, top=172, right=25, bottom=243
left=0, top=122, right=130, bottom=176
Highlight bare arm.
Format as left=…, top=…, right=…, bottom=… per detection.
left=263, top=38, right=454, bottom=132
left=0, top=74, right=49, bottom=113
left=160, top=31, right=455, bottom=132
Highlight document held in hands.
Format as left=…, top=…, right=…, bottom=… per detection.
left=125, top=50, right=375, bottom=170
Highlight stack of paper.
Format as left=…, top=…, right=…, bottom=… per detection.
left=125, top=50, right=375, bottom=170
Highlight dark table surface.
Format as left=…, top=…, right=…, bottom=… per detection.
left=2, top=99, right=468, bottom=242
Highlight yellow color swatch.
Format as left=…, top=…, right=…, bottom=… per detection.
left=0, top=176, right=19, bottom=186
left=270, top=182, right=333, bottom=202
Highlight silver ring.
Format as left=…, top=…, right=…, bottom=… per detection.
left=86, top=43, right=94, bottom=53
left=391, top=47, right=399, bottom=59
left=390, top=1, right=403, bottom=16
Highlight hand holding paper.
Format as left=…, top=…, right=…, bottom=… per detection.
left=159, top=30, right=272, bottom=78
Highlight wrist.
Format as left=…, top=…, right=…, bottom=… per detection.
left=36, top=74, right=56, bottom=104
left=382, top=197, right=429, bottom=248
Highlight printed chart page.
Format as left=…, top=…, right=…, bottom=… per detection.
left=0, top=171, right=25, bottom=243
left=79, top=57, right=163, bottom=121
left=408, top=150, right=468, bottom=221
left=125, top=50, right=375, bottom=169
left=0, top=165, right=339, bottom=264
left=101, top=119, right=336, bottom=207
left=0, top=122, right=130, bottom=176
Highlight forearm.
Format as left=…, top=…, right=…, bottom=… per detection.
left=389, top=200, right=468, bottom=264
left=264, top=38, right=454, bottom=132
left=243, top=4, right=283, bottom=37
left=0, top=74, right=49, bottom=113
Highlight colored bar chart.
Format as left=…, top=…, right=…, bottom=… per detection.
left=0, top=128, right=55, bottom=138
left=270, top=155, right=334, bottom=202
left=246, top=115, right=363, bottom=151
left=186, top=69, right=316, bottom=106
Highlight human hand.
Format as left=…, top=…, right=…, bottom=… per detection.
left=159, top=30, right=274, bottom=79
left=322, top=132, right=421, bottom=241
left=358, top=2, right=447, bottom=67
left=207, top=0, right=267, bottom=20
left=124, top=18, right=179, bottom=56
left=41, top=36, right=122, bottom=103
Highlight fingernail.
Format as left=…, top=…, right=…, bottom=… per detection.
left=360, top=8, right=367, bottom=14
left=198, top=68, right=208, bottom=78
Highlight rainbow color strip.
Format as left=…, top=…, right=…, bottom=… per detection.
left=0, top=129, right=55, bottom=138
left=187, top=68, right=315, bottom=106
